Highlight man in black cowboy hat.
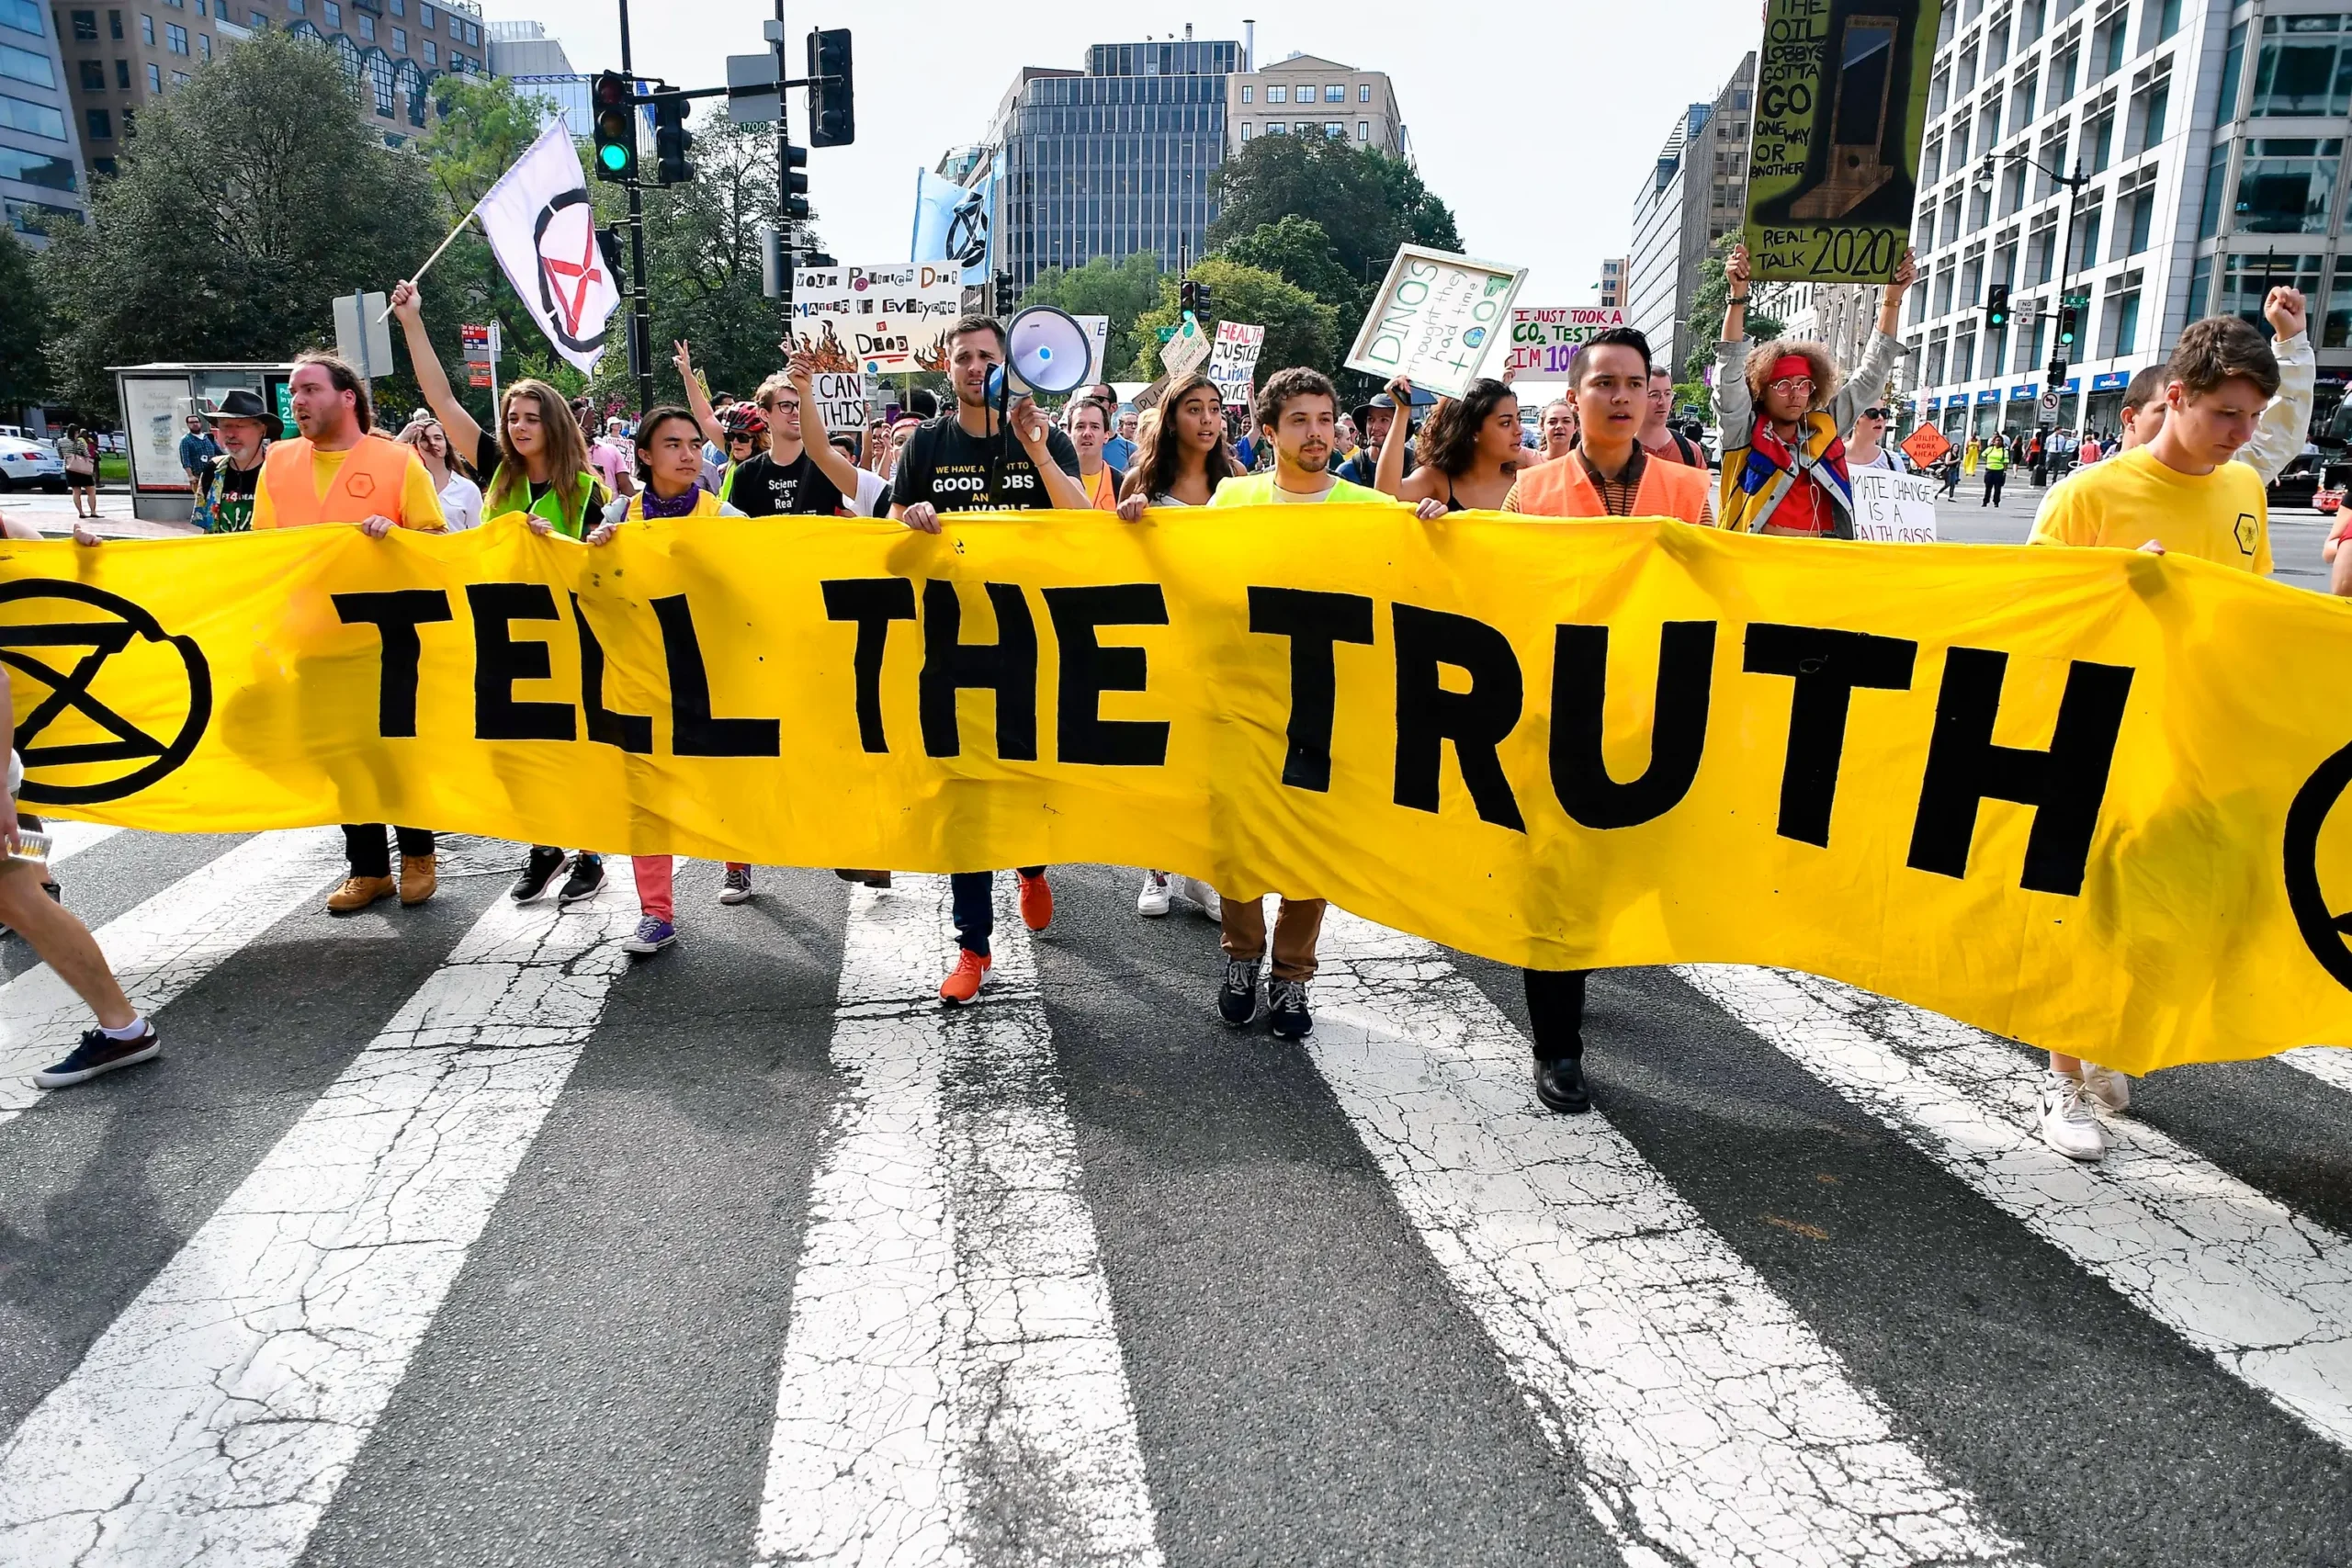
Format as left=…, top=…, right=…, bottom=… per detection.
left=196, top=389, right=277, bottom=534
left=1336, top=390, right=1413, bottom=487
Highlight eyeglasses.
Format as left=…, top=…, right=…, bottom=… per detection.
left=1860, top=407, right=1891, bottom=419
left=1767, top=376, right=1816, bottom=396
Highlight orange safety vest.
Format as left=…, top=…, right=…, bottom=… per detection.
left=1509, top=449, right=1711, bottom=525
left=256, top=434, right=421, bottom=528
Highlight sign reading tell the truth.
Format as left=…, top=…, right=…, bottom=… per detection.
left=1347, top=245, right=1529, bottom=400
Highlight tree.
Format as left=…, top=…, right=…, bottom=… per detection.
left=1132, top=257, right=1340, bottom=384
left=420, top=75, right=553, bottom=212
left=39, top=28, right=439, bottom=421
left=1209, top=215, right=1357, bottom=312
left=0, top=233, right=48, bottom=413
left=1682, top=233, right=1784, bottom=388
left=1018, top=251, right=1163, bottom=378
left=1208, top=134, right=1462, bottom=305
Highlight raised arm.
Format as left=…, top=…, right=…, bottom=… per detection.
left=2238, top=287, right=2314, bottom=485
left=1374, top=376, right=1417, bottom=497
left=387, top=281, right=486, bottom=461
left=1720, top=243, right=1750, bottom=345
left=785, top=350, right=865, bottom=499
left=673, top=341, right=727, bottom=450
left=1009, top=398, right=1091, bottom=511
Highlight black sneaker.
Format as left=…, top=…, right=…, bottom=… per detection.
left=511, top=846, right=566, bottom=904
left=1217, top=958, right=1261, bottom=1027
left=1267, top=977, right=1313, bottom=1040
left=34, top=1024, right=160, bottom=1089
left=558, top=852, right=606, bottom=905
left=1533, top=1056, right=1590, bottom=1115
left=0, top=879, right=60, bottom=942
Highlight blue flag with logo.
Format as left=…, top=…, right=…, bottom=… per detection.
left=910, top=168, right=993, bottom=287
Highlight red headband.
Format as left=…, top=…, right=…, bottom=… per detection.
left=1770, top=355, right=1814, bottom=382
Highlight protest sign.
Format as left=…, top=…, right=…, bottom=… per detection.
left=1071, top=315, right=1112, bottom=385
left=1206, top=321, right=1267, bottom=407
left=1348, top=246, right=1529, bottom=399
left=1901, top=423, right=1952, bottom=468
left=1850, top=469, right=1939, bottom=542
left=1161, top=313, right=1211, bottom=378
left=1744, top=0, right=1939, bottom=282
left=1486, top=306, right=1632, bottom=379
left=790, top=264, right=966, bottom=374
left=810, top=372, right=868, bottom=434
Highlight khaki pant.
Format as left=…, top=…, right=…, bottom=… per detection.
left=1220, top=894, right=1326, bottom=983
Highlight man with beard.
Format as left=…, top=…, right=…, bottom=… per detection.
left=192, top=390, right=276, bottom=534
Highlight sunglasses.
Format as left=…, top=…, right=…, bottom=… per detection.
left=1861, top=407, right=1891, bottom=419
left=1767, top=376, right=1816, bottom=395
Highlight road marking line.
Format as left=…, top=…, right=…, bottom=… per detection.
left=0, top=829, right=346, bottom=1122
left=1677, top=964, right=2352, bottom=1451
left=2281, top=1046, right=2352, bottom=1098
left=756, top=874, right=1162, bottom=1568
left=1311, top=915, right=2034, bottom=1568
left=0, top=869, right=646, bottom=1567
left=38, top=820, right=121, bottom=863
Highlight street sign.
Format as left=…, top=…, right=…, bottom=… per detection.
left=332, top=291, right=393, bottom=381
left=2039, top=389, right=2061, bottom=418
left=727, top=52, right=780, bottom=125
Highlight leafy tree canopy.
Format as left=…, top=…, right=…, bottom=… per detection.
left=1133, top=257, right=1340, bottom=386
left=1018, top=251, right=1163, bottom=379
left=1208, top=215, right=1358, bottom=313
left=1683, top=233, right=1784, bottom=387
left=1208, top=134, right=1463, bottom=308
left=0, top=233, right=48, bottom=411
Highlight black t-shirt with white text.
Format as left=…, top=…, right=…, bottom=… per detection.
left=724, top=448, right=846, bottom=517
left=891, top=415, right=1080, bottom=513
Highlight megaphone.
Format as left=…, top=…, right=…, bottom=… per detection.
left=987, top=305, right=1096, bottom=400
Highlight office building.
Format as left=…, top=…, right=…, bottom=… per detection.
left=1597, top=254, right=1628, bottom=308
left=486, top=17, right=582, bottom=133
left=1, top=0, right=88, bottom=243
left=975, top=31, right=1239, bottom=291
left=1903, top=0, right=2341, bottom=444
left=1227, top=50, right=1407, bottom=158
left=1626, top=52, right=1754, bottom=378
left=56, top=0, right=487, bottom=172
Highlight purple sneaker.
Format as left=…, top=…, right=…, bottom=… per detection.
left=622, top=916, right=676, bottom=954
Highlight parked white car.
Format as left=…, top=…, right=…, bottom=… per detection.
left=0, top=436, right=67, bottom=491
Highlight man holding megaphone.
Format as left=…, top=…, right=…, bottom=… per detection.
left=890, top=314, right=1091, bottom=1005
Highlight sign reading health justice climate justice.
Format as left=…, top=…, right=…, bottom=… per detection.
left=1485, top=306, right=1633, bottom=379
left=790, top=264, right=966, bottom=375
left=1347, top=245, right=1529, bottom=400
left=1206, top=321, right=1267, bottom=407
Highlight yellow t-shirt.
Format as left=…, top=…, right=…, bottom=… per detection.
left=2027, top=446, right=2270, bottom=574
left=252, top=446, right=448, bottom=532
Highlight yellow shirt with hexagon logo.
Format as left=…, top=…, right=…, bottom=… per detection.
left=2028, top=446, right=2270, bottom=574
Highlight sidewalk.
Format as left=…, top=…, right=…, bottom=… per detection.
left=0, top=488, right=199, bottom=540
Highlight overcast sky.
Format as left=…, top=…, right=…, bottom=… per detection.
left=477, top=0, right=1766, bottom=315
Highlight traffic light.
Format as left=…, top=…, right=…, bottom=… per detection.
left=783, top=143, right=809, bottom=220
left=2056, top=300, right=2080, bottom=346
left=1984, top=282, right=2010, bottom=332
left=994, top=269, right=1015, bottom=315
left=2045, top=354, right=2067, bottom=390
left=1179, top=279, right=1198, bottom=316
left=651, top=88, right=692, bottom=186
left=1193, top=281, right=1213, bottom=320
left=592, top=72, right=635, bottom=182
left=808, top=28, right=854, bottom=148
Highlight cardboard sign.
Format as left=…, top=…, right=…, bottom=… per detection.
left=1162, top=313, right=1211, bottom=378
left=1487, top=305, right=1632, bottom=379
left=810, top=372, right=868, bottom=434
left=1347, top=245, right=1529, bottom=400
left=1900, top=423, right=1952, bottom=468
left=1206, top=321, right=1267, bottom=408
left=1743, top=0, right=1940, bottom=282
left=1850, top=468, right=1939, bottom=542
left=1071, top=315, right=1112, bottom=385
left=790, top=264, right=967, bottom=375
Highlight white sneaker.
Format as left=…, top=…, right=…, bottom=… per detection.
left=1170, top=874, right=1221, bottom=919
left=2038, top=1071, right=2107, bottom=1161
left=2081, top=1063, right=2132, bottom=1113
left=1137, top=871, right=1171, bottom=918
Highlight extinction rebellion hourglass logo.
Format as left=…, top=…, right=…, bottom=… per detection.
left=0, top=580, right=211, bottom=806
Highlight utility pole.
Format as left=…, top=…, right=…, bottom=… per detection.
left=616, top=0, right=655, bottom=412
left=774, top=0, right=793, bottom=349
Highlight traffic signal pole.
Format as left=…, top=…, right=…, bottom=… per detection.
left=775, top=0, right=793, bottom=345
left=617, top=0, right=655, bottom=413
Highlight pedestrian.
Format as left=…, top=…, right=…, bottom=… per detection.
left=390, top=279, right=617, bottom=908
left=829, top=433, right=893, bottom=517
left=1107, top=409, right=1140, bottom=472
left=588, top=416, right=638, bottom=500
left=2028, top=430, right=2048, bottom=486
left=1537, top=398, right=1578, bottom=461
left=2077, top=432, right=2103, bottom=465
left=1713, top=242, right=1915, bottom=535
left=1843, top=402, right=1909, bottom=472
left=192, top=390, right=275, bottom=533
left=61, top=426, right=98, bottom=518
left=1640, top=368, right=1706, bottom=466
left=1066, top=396, right=1125, bottom=510
left=1376, top=374, right=1525, bottom=511
left=678, top=347, right=865, bottom=519
left=2027, top=313, right=2283, bottom=1160
left=177, top=413, right=220, bottom=529
left=1204, top=367, right=1446, bottom=1042
left=891, top=314, right=1092, bottom=1004
left=397, top=416, right=481, bottom=532
left=1937, top=452, right=1963, bottom=499
left=1337, top=391, right=1407, bottom=486
left=713, top=400, right=765, bottom=498
left=250, top=352, right=448, bottom=915
left=1981, top=434, right=2008, bottom=505
left=1498, top=326, right=1713, bottom=1114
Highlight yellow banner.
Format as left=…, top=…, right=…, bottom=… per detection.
left=6, top=508, right=2351, bottom=1073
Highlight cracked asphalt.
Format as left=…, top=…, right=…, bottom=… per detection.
left=0, top=838, right=2348, bottom=1568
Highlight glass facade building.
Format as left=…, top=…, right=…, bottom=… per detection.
left=993, top=38, right=1237, bottom=290
left=0, top=0, right=87, bottom=243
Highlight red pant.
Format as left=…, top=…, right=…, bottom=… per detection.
left=632, top=856, right=747, bottom=922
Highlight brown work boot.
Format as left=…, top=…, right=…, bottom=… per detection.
left=326, top=874, right=396, bottom=915
left=399, top=853, right=438, bottom=907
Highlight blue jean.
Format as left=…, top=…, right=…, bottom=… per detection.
left=951, top=868, right=1045, bottom=956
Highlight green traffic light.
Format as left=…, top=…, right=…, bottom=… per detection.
left=598, top=144, right=628, bottom=171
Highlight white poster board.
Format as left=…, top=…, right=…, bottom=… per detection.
left=1849, top=469, right=1939, bottom=542
left=809, top=372, right=868, bottom=434
left=1346, top=244, right=1529, bottom=399
left=790, top=263, right=966, bottom=375
left=1485, top=305, right=1632, bottom=379
left=1206, top=321, right=1266, bottom=408
left=1070, top=315, right=1112, bottom=385
left=121, top=377, right=190, bottom=493
left=1161, top=313, right=1211, bottom=378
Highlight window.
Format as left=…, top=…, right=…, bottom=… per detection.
left=112, top=56, right=126, bottom=85
left=2105, top=277, right=2141, bottom=355
left=2012, top=70, right=2036, bottom=131
left=1267, top=84, right=1284, bottom=103
left=109, top=7, right=121, bottom=37
left=419, top=1, right=432, bottom=23
left=1922, top=134, right=1941, bottom=185
left=1265, top=120, right=1285, bottom=134
left=1961, top=252, right=1984, bottom=312
left=2235, top=137, right=2341, bottom=232
left=141, top=14, right=153, bottom=42
left=2254, top=15, right=2352, bottom=117
left=1967, top=182, right=1991, bottom=231
left=1324, top=84, right=1341, bottom=101
left=1295, top=121, right=1311, bottom=134
left=1929, top=63, right=1949, bottom=118
left=145, top=60, right=158, bottom=89
left=1953, top=327, right=1976, bottom=383
left=1959, top=44, right=1977, bottom=94
left=1238, top=121, right=1250, bottom=141
left=1988, top=9, right=2011, bottom=69
left=251, top=10, right=264, bottom=26
left=0, top=91, right=68, bottom=137
left=1239, top=85, right=1250, bottom=102
left=356, top=11, right=371, bottom=39
left=370, top=49, right=392, bottom=115
left=85, top=106, right=110, bottom=138
left=1357, top=120, right=1368, bottom=141
left=197, top=29, right=207, bottom=56
left=79, top=58, right=105, bottom=90
left=0, top=145, right=74, bottom=188
left=2019, top=0, right=2045, bottom=46
left=421, top=37, right=432, bottom=62
left=2052, top=42, right=2077, bottom=103
left=390, top=25, right=401, bottom=48
left=2324, top=257, right=2352, bottom=347
left=2218, top=21, right=2245, bottom=126
left=324, top=0, right=338, bottom=23
left=2086, top=106, right=2113, bottom=170
left=390, top=0, right=401, bottom=11
left=2221, top=253, right=2322, bottom=328
left=169, top=67, right=186, bottom=84
left=1925, top=331, right=1948, bottom=389
left=2029, top=214, right=2057, bottom=282
left=2199, top=141, right=2229, bottom=237
left=1359, top=83, right=1370, bottom=102
left=72, top=8, right=99, bottom=39
left=2097, top=13, right=2125, bottom=77
left=2134, top=73, right=2168, bottom=153
left=2120, top=185, right=2154, bottom=255
left=0, top=39, right=53, bottom=83
left=2003, top=159, right=2027, bottom=215
left=1324, top=121, right=1342, bottom=137
left=165, top=21, right=187, bottom=51
left=2073, top=197, right=2101, bottom=268
left=119, top=104, right=132, bottom=133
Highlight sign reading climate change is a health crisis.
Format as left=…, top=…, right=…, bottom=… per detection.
left=6, top=507, right=2352, bottom=1079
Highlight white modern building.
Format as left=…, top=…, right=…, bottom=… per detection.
left=1627, top=53, right=1754, bottom=380
left=1903, top=0, right=2350, bottom=445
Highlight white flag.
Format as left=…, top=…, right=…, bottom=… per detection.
left=475, top=118, right=619, bottom=373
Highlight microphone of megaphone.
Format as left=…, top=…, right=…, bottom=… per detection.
left=997, top=305, right=1097, bottom=397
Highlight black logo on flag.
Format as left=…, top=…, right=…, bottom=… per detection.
left=533, top=188, right=610, bottom=356
left=2285, top=739, right=2352, bottom=993
left=0, top=580, right=211, bottom=805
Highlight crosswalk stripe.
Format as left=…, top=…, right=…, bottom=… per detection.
left=0, top=866, right=647, bottom=1567
left=1676, top=964, right=2352, bottom=1451
left=0, top=829, right=346, bottom=1122
left=2281, top=1045, right=2352, bottom=1097
left=756, top=875, right=1163, bottom=1568
left=1309, top=915, right=2035, bottom=1568
left=38, top=820, right=120, bottom=864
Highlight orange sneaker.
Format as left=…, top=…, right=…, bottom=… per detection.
left=1017, top=871, right=1054, bottom=931
left=939, top=947, right=990, bottom=1005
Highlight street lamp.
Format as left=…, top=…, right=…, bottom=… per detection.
left=1980, top=147, right=2091, bottom=405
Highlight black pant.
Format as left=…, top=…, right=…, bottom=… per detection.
left=950, top=867, right=1045, bottom=957
left=344, top=824, right=435, bottom=879
left=1522, top=967, right=1588, bottom=1063
left=1983, top=471, right=2006, bottom=504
